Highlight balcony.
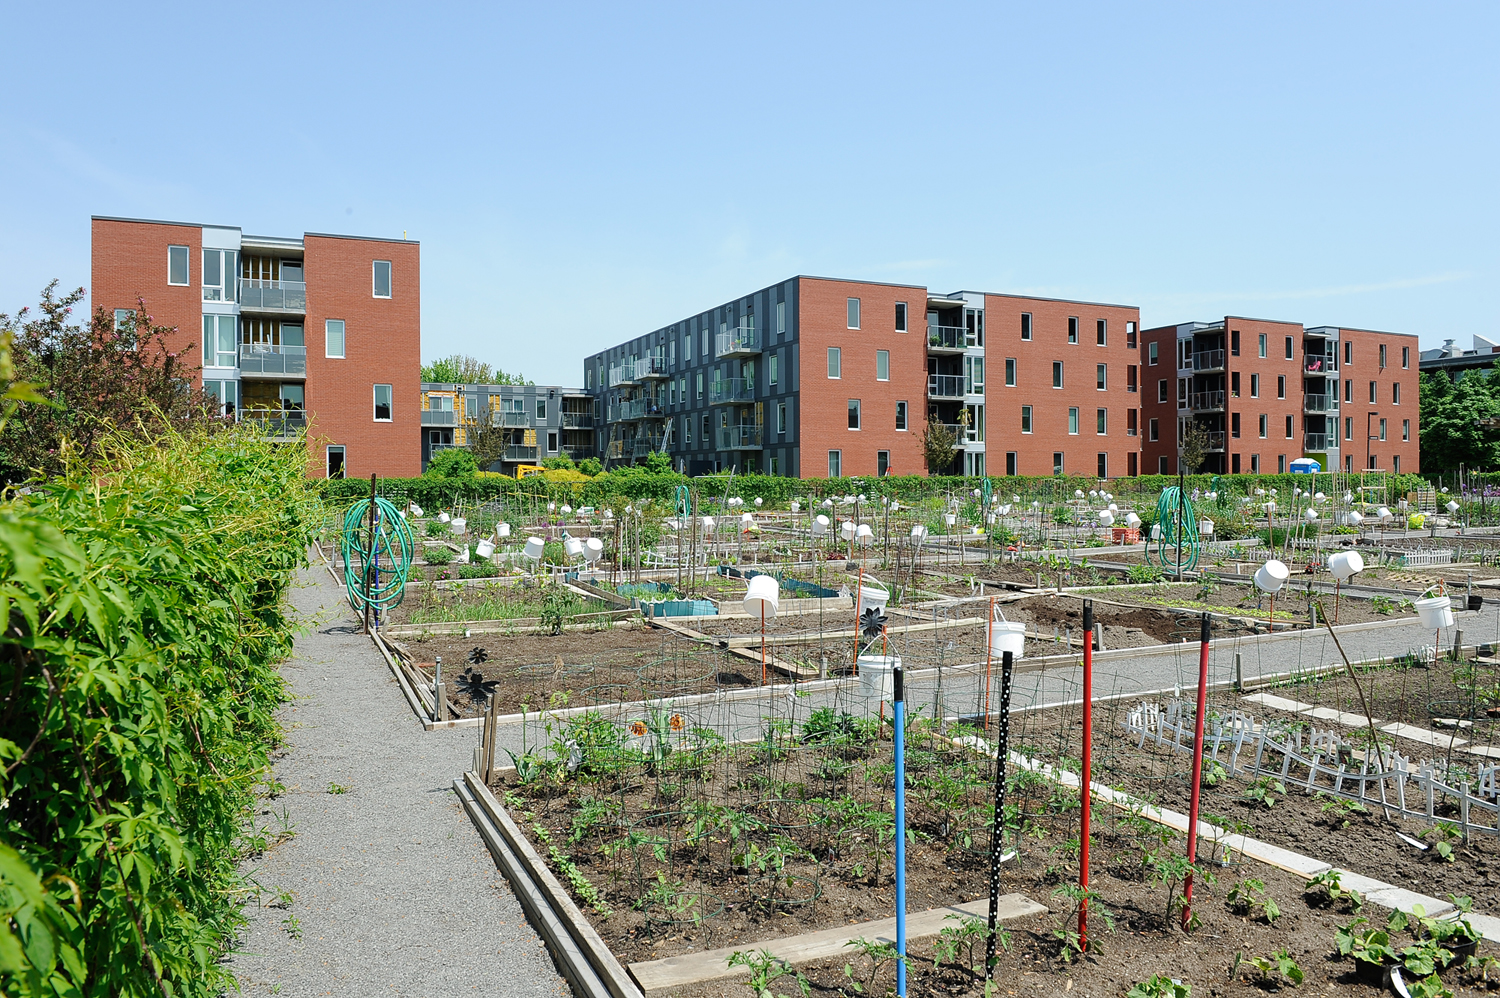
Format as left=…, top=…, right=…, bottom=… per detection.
left=608, top=364, right=637, bottom=387
left=1304, top=355, right=1334, bottom=374
left=562, top=411, right=595, bottom=429
left=495, top=410, right=531, bottom=427
left=631, top=433, right=665, bottom=458
left=636, top=356, right=668, bottom=379
left=1191, top=349, right=1225, bottom=372
left=926, top=325, right=968, bottom=352
left=239, top=344, right=307, bottom=377
left=1203, top=430, right=1227, bottom=451
left=421, top=408, right=457, bottom=426
left=238, top=408, right=306, bottom=439
left=606, top=439, right=626, bottom=460
left=563, top=445, right=596, bottom=461
left=715, top=326, right=761, bottom=358
left=1190, top=390, right=1226, bottom=411
left=716, top=423, right=764, bottom=449
left=503, top=445, right=539, bottom=462
left=928, top=374, right=964, bottom=399
left=1304, top=433, right=1331, bottom=451
left=239, top=278, right=306, bottom=313
left=935, top=423, right=965, bottom=447
left=709, top=378, right=755, bottom=405
left=1304, top=395, right=1337, bottom=413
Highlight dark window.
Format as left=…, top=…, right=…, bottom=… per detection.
left=1344, top=340, right=1352, bottom=365
left=1068, top=317, right=1079, bottom=343
left=1097, top=453, right=1107, bottom=478
left=1006, top=452, right=1017, bottom=476
left=877, top=451, right=890, bottom=476
left=1053, top=452, right=1064, bottom=475
left=1096, top=319, right=1107, bottom=346
left=1285, top=415, right=1294, bottom=438
left=1277, top=375, right=1285, bottom=399
left=1020, top=313, right=1032, bottom=340
left=1231, top=412, right=1241, bottom=438
left=1231, top=329, right=1240, bottom=356
left=894, top=302, right=907, bottom=332
left=1285, top=336, right=1293, bottom=360
left=1126, top=321, right=1137, bottom=349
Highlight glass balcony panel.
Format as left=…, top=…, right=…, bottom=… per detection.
left=239, top=278, right=307, bottom=312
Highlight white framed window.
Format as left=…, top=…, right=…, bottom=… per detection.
left=201, top=248, right=237, bottom=302
left=1157, top=379, right=1168, bottom=403
left=965, top=355, right=984, bottom=394
left=1068, top=317, right=1079, bottom=343
left=877, top=451, right=890, bottom=476
left=1052, top=361, right=1063, bottom=388
left=1258, top=333, right=1267, bottom=358
left=203, top=379, right=237, bottom=418
left=1021, top=405, right=1032, bottom=433
left=828, top=450, right=842, bottom=478
left=1095, top=364, right=1106, bottom=390
left=876, top=349, right=889, bottom=381
left=684, top=333, right=692, bottom=361
left=373, top=260, right=392, bottom=298
left=696, top=372, right=703, bottom=399
left=896, top=400, right=907, bottom=431
left=1096, top=408, right=1107, bottom=434
left=827, top=347, right=841, bottom=379
left=1149, top=418, right=1159, bottom=441
left=536, top=398, right=547, bottom=420
left=1250, top=373, right=1259, bottom=398
left=777, top=402, right=788, bottom=434
left=327, top=445, right=346, bottom=479
left=1258, top=414, right=1267, bottom=438
left=1068, top=407, right=1079, bottom=434
left=114, top=308, right=133, bottom=332
left=1402, top=346, right=1410, bottom=369
left=769, top=354, right=779, bottom=387
left=895, top=302, right=907, bottom=332
left=325, top=319, right=346, bottom=359
left=1402, top=419, right=1409, bottom=441
left=776, top=301, right=785, bottom=334
left=1148, top=341, right=1158, bottom=366
left=1277, top=375, right=1285, bottom=399
left=202, top=314, right=237, bottom=368
left=847, top=399, right=861, bottom=430
left=1393, top=382, right=1401, bottom=404
left=374, top=384, right=393, bottom=421
left=168, top=245, right=190, bottom=286
left=1379, top=418, right=1387, bottom=441
left=1005, top=358, right=1016, bottom=387
left=1096, top=319, right=1107, bottom=346
left=846, top=298, right=860, bottom=329
left=1020, top=313, right=1032, bottom=340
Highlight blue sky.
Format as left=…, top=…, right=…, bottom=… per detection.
left=1, top=2, right=1494, bottom=386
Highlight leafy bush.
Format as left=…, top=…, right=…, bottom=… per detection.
left=424, top=543, right=454, bottom=565
left=1128, top=564, right=1165, bottom=584
left=425, top=447, right=479, bottom=478
left=0, top=425, right=318, bottom=994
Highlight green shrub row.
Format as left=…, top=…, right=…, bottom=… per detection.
left=0, top=429, right=319, bottom=996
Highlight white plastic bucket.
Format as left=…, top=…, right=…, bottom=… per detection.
left=856, top=523, right=875, bottom=546
left=910, top=524, right=928, bottom=544
left=1376, top=506, right=1392, bottom=522
left=564, top=536, right=585, bottom=560
left=438, top=512, right=451, bottom=523
left=1098, top=510, right=1115, bottom=526
left=989, top=616, right=1026, bottom=658
left=1415, top=596, right=1455, bottom=628
left=701, top=516, right=716, bottom=533
left=840, top=520, right=856, bottom=541
left=410, top=503, right=425, bottom=518
left=1253, top=559, right=1290, bottom=594
left=1126, top=512, right=1142, bottom=529
left=583, top=537, right=604, bottom=563
left=812, top=514, right=829, bottom=536
left=1327, top=551, right=1364, bottom=581
left=790, top=501, right=801, bottom=513
left=561, top=504, right=573, bottom=516
left=1345, top=511, right=1365, bottom=527
left=944, top=513, right=958, bottom=527
left=857, top=581, right=890, bottom=616
left=1199, top=519, right=1215, bottom=536
left=858, top=654, right=900, bottom=703
left=497, top=522, right=512, bottom=538
left=450, top=517, right=467, bottom=535
left=743, top=574, right=780, bottom=620
left=741, top=512, right=755, bottom=527
left=475, top=539, right=495, bottom=561
left=522, top=536, right=546, bottom=561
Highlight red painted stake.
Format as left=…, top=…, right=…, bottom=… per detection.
left=1182, top=612, right=1211, bottom=927
left=1079, top=600, right=1094, bottom=951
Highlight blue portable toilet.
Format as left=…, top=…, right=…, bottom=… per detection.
left=1290, top=457, right=1321, bottom=474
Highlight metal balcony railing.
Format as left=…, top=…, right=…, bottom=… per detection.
left=1204, top=430, right=1227, bottom=451
left=562, top=411, right=595, bottom=428
left=636, top=356, right=668, bottom=379
left=562, top=445, right=596, bottom=460
left=715, top=326, right=761, bottom=357
left=503, top=445, right=539, bottom=462
left=421, top=409, right=457, bottom=426
left=238, top=343, right=307, bottom=376
left=239, top=278, right=307, bottom=312
left=928, top=374, right=964, bottom=398
left=1304, top=433, right=1331, bottom=451
left=238, top=408, right=306, bottom=438
left=926, top=325, right=967, bottom=350
left=1303, top=395, right=1337, bottom=412
left=1191, top=349, right=1225, bottom=372
left=606, top=440, right=626, bottom=459
left=716, top=423, right=764, bottom=449
left=1190, top=390, right=1226, bottom=410
left=492, top=410, right=530, bottom=427
left=631, top=434, right=665, bottom=458
left=1304, top=354, right=1333, bottom=374
left=936, top=423, right=964, bottom=447
left=608, top=364, right=637, bottom=387
left=709, top=378, right=755, bottom=405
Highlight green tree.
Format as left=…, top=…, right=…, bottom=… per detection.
left=923, top=419, right=959, bottom=474
left=420, top=354, right=532, bottom=386
left=1419, top=366, right=1500, bottom=472
left=462, top=402, right=511, bottom=471
left=425, top=446, right=479, bottom=477
left=578, top=456, right=603, bottom=475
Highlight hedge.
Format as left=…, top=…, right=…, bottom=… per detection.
left=0, top=428, right=319, bottom=995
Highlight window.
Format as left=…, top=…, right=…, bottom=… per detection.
left=895, top=302, right=907, bottom=332
left=374, top=384, right=393, bottom=421
left=168, top=245, right=189, bottom=286
left=1232, top=413, right=1241, bottom=438
left=966, top=403, right=984, bottom=442
left=1052, top=361, right=1063, bottom=388
left=1402, top=419, right=1409, bottom=441
left=1149, top=418, right=1159, bottom=441
left=847, top=399, right=861, bottom=430
left=113, top=308, right=133, bottom=332
left=203, top=379, right=237, bottom=418
left=1285, top=415, right=1294, bottom=438
left=372, top=260, right=392, bottom=298
left=548, top=432, right=558, bottom=453
left=696, top=372, right=703, bottom=399
left=1251, top=454, right=1260, bottom=473
left=1228, top=329, right=1239, bottom=356
left=536, top=398, right=547, bottom=420
left=1258, top=333, right=1266, bottom=358
left=202, top=315, right=237, bottom=368
left=1068, top=407, right=1079, bottom=434
left=1258, top=414, right=1267, bottom=438
left=895, top=401, right=907, bottom=431
left=1157, top=379, right=1168, bottom=403
left=777, top=301, right=786, bottom=334
left=1402, top=346, right=1409, bottom=369
left=1096, top=408, right=1107, bottom=435
left=684, top=416, right=692, bottom=445
left=1250, top=374, right=1259, bottom=398
left=1159, top=455, right=1169, bottom=474
left=876, top=349, right=889, bottom=381
left=702, top=328, right=709, bottom=356
left=827, top=347, right=841, bottom=379
left=1068, top=317, right=1079, bottom=343
left=1097, top=453, right=1108, bottom=478
left=1006, top=452, right=1018, bottom=476
left=769, top=455, right=779, bottom=475
left=769, top=354, right=779, bottom=387
left=1178, top=379, right=1188, bottom=408
left=1393, top=454, right=1401, bottom=472
left=828, top=450, right=841, bottom=478
left=702, top=413, right=711, bottom=439
left=1021, top=406, right=1032, bottom=433
left=327, top=445, right=345, bottom=479
left=325, top=319, right=346, bottom=358
left=1380, top=343, right=1388, bottom=368
left=877, top=451, right=890, bottom=476
left=1344, top=379, right=1352, bottom=403
left=1278, top=455, right=1286, bottom=473
left=846, top=298, right=860, bottom=329
left=1053, top=453, right=1064, bottom=475
left=1344, top=416, right=1353, bottom=441
left=1005, top=358, right=1016, bottom=387
left=684, top=333, right=692, bottom=361
left=202, top=248, right=237, bottom=302
left=1344, top=340, right=1352, bottom=365
left=1285, top=336, right=1294, bottom=360
left=1126, top=321, right=1137, bottom=349
left=1096, top=364, right=1106, bottom=390
left=965, top=355, right=984, bottom=393
left=1148, top=341, right=1159, bottom=366
left=1369, top=381, right=1377, bottom=403
left=1096, top=319, right=1107, bottom=346
left=1127, top=365, right=1137, bottom=393
left=1393, top=382, right=1401, bottom=404
left=1379, top=418, right=1387, bottom=441
left=1277, top=375, right=1285, bottom=399
left=1020, top=313, right=1032, bottom=340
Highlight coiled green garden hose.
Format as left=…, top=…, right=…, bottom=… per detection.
left=341, top=497, right=414, bottom=620
left=1146, top=486, right=1200, bottom=573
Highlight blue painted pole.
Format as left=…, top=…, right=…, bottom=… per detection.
left=893, top=662, right=907, bottom=997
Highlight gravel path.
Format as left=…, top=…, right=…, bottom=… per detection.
left=228, top=566, right=568, bottom=997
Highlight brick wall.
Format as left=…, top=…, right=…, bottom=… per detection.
left=1337, top=328, right=1421, bottom=474
left=983, top=295, right=1143, bottom=479
left=795, top=278, right=928, bottom=478
left=1139, top=324, right=1180, bottom=474
left=304, top=235, right=421, bottom=479
left=1224, top=318, right=1306, bottom=474
left=90, top=218, right=203, bottom=377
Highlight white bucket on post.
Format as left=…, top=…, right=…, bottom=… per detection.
left=910, top=524, right=928, bottom=544
left=1098, top=510, right=1115, bottom=527
left=1327, top=551, right=1364, bottom=582
left=858, top=654, right=900, bottom=705
left=438, top=512, right=451, bottom=523
left=1254, top=559, right=1290, bottom=594
left=1415, top=596, right=1455, bottom=628
left=497, top=522, right=512, bottom=538
left=475, top=539, right=495, bottom=561
left=450, top=518, right=467, bottom=535
left=564, top=536, right=585, bottom=560
left=840, top=520, right=856, bottom=541
left=522, top=536, right=546, bottom=562
left=856, top=523, right=874, bottom=546
left=583, top=537, right=603, bottom=563
left=989, top=609, right=1026, bottom=659
left=857, top=579, right=890, bottom=617
left=812, top=515, right=829, bottom=536
left=743, top=575, right=780, bottom=620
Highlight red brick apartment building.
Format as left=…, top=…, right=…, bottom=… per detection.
left=91, top=216, right=421, bottom=478
left=1141, top=317, right=1419, bottom=477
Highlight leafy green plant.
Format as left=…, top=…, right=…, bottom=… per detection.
left=1127, top=976, right=1190, bottom=998
left=931, top=915, right=1005, bottom=980
left=1372, top=594, right=1396, bottom=615
left=728, top=949, right=810, bottom=998
left=423, top=543, right=454, bottom=564
left=1227, top=878, right=1281, bottom=924
left=1050, top=883, right=1113, bottom=961
left=1128, top=563, right=1166, bottom=584
left=1316, top=794, right=1367, bottom=829
left=1305, top=869, right=1364, bottom=911
left=539, top=581, right=575, bottom=634
left=281, top=914, right=303, bottom=940
left=1200, top=759, right=1229, bottom=788
left=1237, top=949, right=1304, bottom=987
left=326, top=782, right=351, bottom=795
left=1426, top=822, right=1461, bottom=862
left=1243, top=776, right=1286, bottom=809
left=843, top=936, right=901, bottom=993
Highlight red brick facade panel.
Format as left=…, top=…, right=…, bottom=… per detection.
left=1139, top=324, right=1180, bottom=475
left=983, top=295, right=1143, bottom=479
left=796, top=278, right=928, bottom=478
left=1222, top=317, right=1306, bottom=475
left=90, top=218, right=203, bottom=380
left=304, top=235, right=422, bottom=479
left=1336, top=327, right=1421, bottom=474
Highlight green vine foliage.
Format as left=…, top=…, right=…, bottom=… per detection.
left=0, top=426, right=319, bottom=995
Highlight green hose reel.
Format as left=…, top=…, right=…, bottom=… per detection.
left=1145, top=486, right=1201, bottom=573
left=341, top=497, right=414, bottom=620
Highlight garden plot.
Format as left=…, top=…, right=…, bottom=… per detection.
left=1073, top=581, right=1418, bottom=630
left=381, top=577, right=619, bottom=629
